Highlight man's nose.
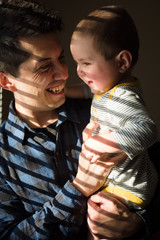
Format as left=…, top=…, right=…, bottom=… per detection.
left=52, top=62, right=68, bottom=80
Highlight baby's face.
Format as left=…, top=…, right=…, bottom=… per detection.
left=70, top=33, right=121, bottom=95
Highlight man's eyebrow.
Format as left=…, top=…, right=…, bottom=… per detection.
left=59, top=49, right=65, bottom=57
left=34, top=49, right=65, bottom=63
left=38, top=58, right=51, bottom=62
left=37, top=57, right=51, bottom=63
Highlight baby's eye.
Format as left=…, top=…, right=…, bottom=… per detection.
left=83, top=62, right=90, bottom=66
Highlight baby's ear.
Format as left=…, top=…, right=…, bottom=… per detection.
left=0, top=72, right=17, bottom=92
left=116, top=50, right=132, bottom=73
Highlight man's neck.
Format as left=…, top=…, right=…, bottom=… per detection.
left=15, top=102, right=58, bottom=128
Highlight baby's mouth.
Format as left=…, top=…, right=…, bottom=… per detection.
left=88, top=80, right=93, bottom=85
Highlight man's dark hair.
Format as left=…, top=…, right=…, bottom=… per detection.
left=0, top=0, right=63, bottom=77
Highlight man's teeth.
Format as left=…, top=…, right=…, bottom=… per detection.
left=48, top=85, right=64, bottom=93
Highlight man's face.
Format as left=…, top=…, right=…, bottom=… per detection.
left=9, top=32, right=69, bottom=113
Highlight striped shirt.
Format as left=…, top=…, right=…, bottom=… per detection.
left=0, top=98, right=90, bottom=240
left=91, top=80, right=158, bottom=209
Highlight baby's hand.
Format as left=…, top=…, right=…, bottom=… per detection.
left=83, top=122, right=100, bottom=142
left=82, top=143, right=125, bottom=166
left=82, top=124, right=127, bottom=165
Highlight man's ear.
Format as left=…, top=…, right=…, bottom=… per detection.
left=0, top=72, right=17, bottom=92
left=116, top=50, right=132, bottom=73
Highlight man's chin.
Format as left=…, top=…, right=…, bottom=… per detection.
left=48, top=96, right=66, bottom=109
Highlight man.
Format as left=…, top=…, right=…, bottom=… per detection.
left=0, top=0, right=159, bottom=239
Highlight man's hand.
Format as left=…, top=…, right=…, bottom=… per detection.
left=87, top=192, right=143, bottom=239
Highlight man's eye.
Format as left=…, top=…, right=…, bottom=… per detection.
left=34, top=63, right=52, bottom=79
left=39, top=63, right=51, bottom=71
left=59, top=55, right=65, bottom=63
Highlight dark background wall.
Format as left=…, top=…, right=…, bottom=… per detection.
left=3, top=0, right=160, bottom=137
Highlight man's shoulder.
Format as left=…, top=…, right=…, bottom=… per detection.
left=0, top=120, right=7, bottom=135
left=0, top=121, right=10, bottom=159
left=0, top=104, right=22, bottom=144
left=0, top=119, right=11, bottom=144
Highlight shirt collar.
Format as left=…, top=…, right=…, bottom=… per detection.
left=57, top=98, right=81, bottom=126
left=7, top=99, right=81, bottom=142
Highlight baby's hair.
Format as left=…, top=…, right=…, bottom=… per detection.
left=72, top=5, right=139, bottom=68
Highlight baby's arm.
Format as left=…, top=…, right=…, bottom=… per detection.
left=65, top=83, right=85, bottom=98
left=65, top=82, right=93, bottom=99
left=82, top=122, right=127, bottom=165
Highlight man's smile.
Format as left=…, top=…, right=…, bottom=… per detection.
left=47, top=82, right=65, bottom=93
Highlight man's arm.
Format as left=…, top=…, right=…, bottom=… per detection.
left=0, top=152, right=112, bottom=240
left=0, top=174, right=87, bottom=239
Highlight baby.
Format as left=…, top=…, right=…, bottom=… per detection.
left=66, top=5, right=158, bottom=239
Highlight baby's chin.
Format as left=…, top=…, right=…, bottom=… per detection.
left=91, top=88, right=104, bottom=95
